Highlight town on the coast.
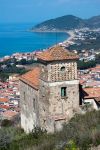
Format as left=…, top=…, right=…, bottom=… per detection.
left=0, top=28, right=100, bottom=124
left=1, top=0, right=100, bottom=147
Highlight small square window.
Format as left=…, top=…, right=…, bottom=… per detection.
left=61, top=87, right=67, bottom=97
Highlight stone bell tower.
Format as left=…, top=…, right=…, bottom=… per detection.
left=36, top=46, right=79, bottom=132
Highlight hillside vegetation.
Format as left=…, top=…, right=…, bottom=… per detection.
left=32, top=15, right=100, bottom=31
left=0, top=110, right=100, bottom=150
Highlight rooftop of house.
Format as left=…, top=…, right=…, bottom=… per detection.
left=94, top=97, right=100, bottom=104
left=90, top=65, right=100, bottom=72
left=0, top=105, right=10, bottom=110
left=0, top=98, right=9, bottom=103
left=3, top=110, right=18, bottom=119
left=20, top=67, right=40, bottom=90
left=79, top=79, right=86, bottom=85
left=36, top=46, right=79, bottom=62
left=83, top=87, right=100, bottom=99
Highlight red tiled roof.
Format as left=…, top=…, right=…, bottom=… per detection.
left=20, top=67, right=40, bottom=90
left=91, top=65, right=100, bottom=70
left=36, top=46, right=79, bottom=62
left=84, top=87, right=100, bottom=99
left=0, top=105, right=10, bottom=109
left=3, top=110, right=18, bottom=118
left=95, top=97, right=100, bottom=103
left=79, top=80, right=86, bottom=85
left=0, top=98, right=9, bottom=103
left=90, top=65, right=100, bottom=72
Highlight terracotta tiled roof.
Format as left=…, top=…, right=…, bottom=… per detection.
left=79, top=80, right=86, bottom=85
left=0, top=105, right=10, bottom=109
left=3, top=110, right=18, bottom=119
left=20, top=67, right=40, bottom=90
left=94, top=97, right=100, bottom=103
left=0, top=98, right=9, bottom=103
left=90, top=65, right=100, bottom=70
left=36, top=46, right=79, bottom=62
left=84, top=87, right=100, bottom=99
left=89, top=65, right=100, bottom=73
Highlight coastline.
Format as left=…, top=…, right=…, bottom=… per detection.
left=65, top=30, right=75, bottom=42
left=0, top=30, right=74, bottom=60
left=31, top=29, right=75, bottom=41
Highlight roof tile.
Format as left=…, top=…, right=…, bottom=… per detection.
left=84, top=87, right=100, bottom=99
left=37, top=46, right=79, bottom=61
left=20, top=67, right=40, bottom=90
left=0, top=98, right=9, bottom=103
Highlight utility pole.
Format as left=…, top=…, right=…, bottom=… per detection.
left=56, top=32, right=58, bottom=46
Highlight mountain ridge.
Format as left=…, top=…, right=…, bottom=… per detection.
left=32, top=15, right=100, bottom=31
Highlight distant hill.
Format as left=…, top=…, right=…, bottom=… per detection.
left=32, top=15, right=100, bottom=31
left=87, top=15, right=100, bottom=28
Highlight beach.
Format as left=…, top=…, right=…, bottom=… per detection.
left=66, top=30, right=75, bottom=41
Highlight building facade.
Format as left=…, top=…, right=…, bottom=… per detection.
left=20, top=46, right=80, bottom=133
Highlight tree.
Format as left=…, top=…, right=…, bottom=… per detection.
left=20, top=59, right=27, bottom=65
left=1, top=119, right=13, bottom=127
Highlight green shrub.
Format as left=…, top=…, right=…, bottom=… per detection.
left=65, top=140, right=78, bottom=150
left=0, top=110, right=100, bottom=150
left=31, top=127, right=47, bottom=139
left=1, top=120, right=13, bottom=127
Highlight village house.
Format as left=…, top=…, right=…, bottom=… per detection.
left=2, top=110, right=19, bottom=121
left=0, top=98, right=9, bottom=106
left=82, top=87, right=100, bottom=110
left=20, top=46, right=80, bottom=133
left=78, top=65, right=100, bottom=88
left=0, top=77, right=20, bottom=119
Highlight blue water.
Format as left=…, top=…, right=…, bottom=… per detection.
left=0, top=23, right=69, bottom=58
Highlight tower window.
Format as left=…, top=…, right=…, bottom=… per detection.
left=60, top=66, right=65, bottom=72
left=61, top=87, right=67, bottom=97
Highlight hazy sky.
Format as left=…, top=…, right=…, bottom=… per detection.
left=0, top=0, right=100, bottom=23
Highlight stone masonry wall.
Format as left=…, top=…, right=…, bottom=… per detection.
left=39, top=79, right=79, bottom=132
left=38, top=60, right=79, bottom=132
left=20, top=81, right=40, bottom=133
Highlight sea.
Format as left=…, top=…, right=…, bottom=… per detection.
left=0, top=23, right=69, bottom=58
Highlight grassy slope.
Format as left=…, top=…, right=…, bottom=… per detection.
left=0, top=110, right=100, bottom=150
